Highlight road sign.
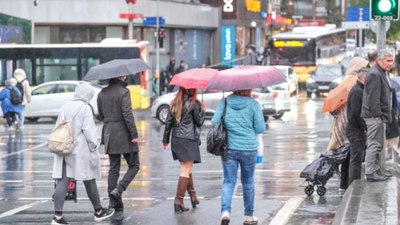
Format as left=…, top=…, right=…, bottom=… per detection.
left=143, top=17, right=165, bottom=26
left=346, top=7, right=370, bottom=21
left=370, top=20, right=390, bottom=33
left=342, top=21, right=370, bottom=29
left=119, top=13, right=143, bottom=19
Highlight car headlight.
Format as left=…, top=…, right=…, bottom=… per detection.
left=333, top=77, right=342, bottom=84
left=306, top=78, right=315, bottom=84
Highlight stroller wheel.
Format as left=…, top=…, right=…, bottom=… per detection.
left=316, top=186, right=326, bottom=196
left=305, top=184, right=314, bottom=196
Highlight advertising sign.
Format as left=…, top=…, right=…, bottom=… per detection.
left=221, top=26, right=235, bottom=66
left=222, top=0, right=237, bottom=19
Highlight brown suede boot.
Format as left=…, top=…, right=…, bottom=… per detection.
left=174, top=176, right=189, bottom=212
left=187, top=174, right=200, bottom=208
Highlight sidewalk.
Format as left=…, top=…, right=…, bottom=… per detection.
left=332, top=174, right=398, bottom=225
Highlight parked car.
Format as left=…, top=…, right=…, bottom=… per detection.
left=0, top=81, right=102, bottom=121
left=151, top=89, right=276, bottom=124
left=306, top=64, right=344, bottom=97
left=268, top=84, right=291, bottom=119
left=274, top=65, right=298, bottom=96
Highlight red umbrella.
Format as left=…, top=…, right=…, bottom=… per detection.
left=206, top=65, right=286, bottom=91
left=169, top=68, right=218, bottom=89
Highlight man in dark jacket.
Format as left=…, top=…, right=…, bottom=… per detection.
left=346, top=68, right=368, bottom=185
left=97, top=76, right=140, bottom=211
left=361, top=48, right=394, bottom=182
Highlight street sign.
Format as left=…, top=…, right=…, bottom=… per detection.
left=342, top=21, right=370, bottom=29
left=143, top=17, right=165, bottom=26
left=370, top=20, right=390, bottom=33
left=346, top=7, right=370, bottom=21
left=119, top=13, right=143, bottom=19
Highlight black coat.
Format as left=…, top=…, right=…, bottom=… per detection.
left=361, top=64, right=391, bottom=122
left=386, top=89, right=400, bottom=139
left=346, top=80, right=366, bottom=135
left=97, top=79, right=139, bottom=154
left=163, top=97, right=205, bottom=144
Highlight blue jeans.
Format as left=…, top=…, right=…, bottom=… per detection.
left=221, top=150, right=257, bottom=216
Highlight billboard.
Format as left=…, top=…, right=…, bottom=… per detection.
left=221, top=25, right=235, bottom=66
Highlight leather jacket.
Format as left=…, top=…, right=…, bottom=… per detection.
left=163, top=96, right=205, bottom=144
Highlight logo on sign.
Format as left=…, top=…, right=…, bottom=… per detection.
left=221, top=26, right=235, bottom=65
left=222, top=0, right=237, bottom=19
left=223, top=0, right=234, bottom=12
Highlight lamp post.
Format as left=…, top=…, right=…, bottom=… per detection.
left=155, top=0, right=160, bottom=96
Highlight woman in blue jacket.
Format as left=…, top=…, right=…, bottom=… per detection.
left=0, top=79, right=22, bottom=131
left=211, top=89, right=265, bottom=225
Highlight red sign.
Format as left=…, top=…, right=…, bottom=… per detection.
left=125, top=0, right=137, bottom=4
left=119, top=13, right=143, bottom=19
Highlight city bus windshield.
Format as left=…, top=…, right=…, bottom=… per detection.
left=270, top=39, right=315, bottom=66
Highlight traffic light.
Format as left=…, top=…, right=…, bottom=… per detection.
left=158, top=28, right=165, bottom=48
left=370, top=0, right=399, bottom=20
left=125, top=0, right=137, bottom=4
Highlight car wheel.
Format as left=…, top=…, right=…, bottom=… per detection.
left=157, top=105, right=170, bottom=124
left=307, top=92, right=312, bottom=98
left=26, top=117, right=39, bottom=122
left=273, top=112, right=284, bottom=119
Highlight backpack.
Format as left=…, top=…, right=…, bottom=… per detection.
left=7, top=86, right=23, bottom=105
left=48, top=104, right=85, bottom=156
left=14, top=78, right=26, bottom=97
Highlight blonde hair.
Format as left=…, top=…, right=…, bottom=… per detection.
left=170, top=87, right=197, bottom=123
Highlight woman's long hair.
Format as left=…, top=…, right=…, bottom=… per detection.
left=233, top=89, right=251, bottom=97
left=170, top=87, right=197, bottom=123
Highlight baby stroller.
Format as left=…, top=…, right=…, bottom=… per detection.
left=300, top=144, right=350, bottom=196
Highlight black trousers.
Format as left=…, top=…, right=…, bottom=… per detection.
left=4, top=112, right=17, bottom=127
left=347, top=132, right=367, bottom=185
left=108, top=152, right=140, bottom=194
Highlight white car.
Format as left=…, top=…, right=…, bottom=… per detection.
left=0, top=81, right=102, bottom=122
left=268, top=84, right=291, bottom=119
left=274, top=65, right=298, bottom=96
left=151, top=89, right=276, bottom=124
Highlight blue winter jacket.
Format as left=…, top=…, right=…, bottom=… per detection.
left=211, top=94, right=265, bottom=151
left=0, top=86, right=22, bottom=115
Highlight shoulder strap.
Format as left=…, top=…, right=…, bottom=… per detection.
left=71, top=102, right=87, bottom=121
left=221, top=98, right=227, bottom=120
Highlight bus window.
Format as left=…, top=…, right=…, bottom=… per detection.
left=36, top=58, right=78, bottom=83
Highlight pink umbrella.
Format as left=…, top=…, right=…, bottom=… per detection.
left=169, top=68, right=218, bottom=89
left=206, top=65, right=286, bottom=91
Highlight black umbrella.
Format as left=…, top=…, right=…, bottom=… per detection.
left=83, top=59, right=151, bottom=81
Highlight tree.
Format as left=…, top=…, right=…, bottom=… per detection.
left=325, top=0, right=342, bottom=26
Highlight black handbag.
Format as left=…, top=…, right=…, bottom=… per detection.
left=207, top=99, right=228, bottom=160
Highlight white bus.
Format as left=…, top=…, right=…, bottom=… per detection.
left=0, top=39, right=151, bottom=109
left=268, top=25, right=346, bottom=84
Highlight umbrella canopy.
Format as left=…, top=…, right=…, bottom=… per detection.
left=83, top=59, right=151, bottom=81
left=322, top=76, right=358, bottom=113
left=169, top=68, right=218, bottom=89
left=206, top=65, right=286, bottom=91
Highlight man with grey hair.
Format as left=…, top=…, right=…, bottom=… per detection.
left=361, top=48, right=394, bottom=182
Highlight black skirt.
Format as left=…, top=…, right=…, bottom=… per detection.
left=171, top=137, right=201, bottom=163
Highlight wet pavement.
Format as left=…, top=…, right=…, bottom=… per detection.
left=0, top=92, right=382, bottom=225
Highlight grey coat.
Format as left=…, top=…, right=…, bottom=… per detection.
left=52, top=82, right=100, bottom=180
left=361, top=64, right=391, bottom=122
left=97, top=79, right=139, bottom=154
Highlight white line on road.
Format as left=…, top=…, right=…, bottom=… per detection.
left=0, top=180, right=23, bottom=183
left=0, top=200, right=48, bottom=218
left=0, top=142, right=47, bottom=159
left=268, top=196, right=304, bottom=225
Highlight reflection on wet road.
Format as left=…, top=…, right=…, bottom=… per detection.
left=0, top=92, right=347, bottom=225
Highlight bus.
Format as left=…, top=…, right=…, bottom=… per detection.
left=268, top=25, right=346, bottom=84
left=0, top=39, right=151, bottom=109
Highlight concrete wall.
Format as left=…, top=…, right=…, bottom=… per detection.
left=0, top=0, right=219, bottom=28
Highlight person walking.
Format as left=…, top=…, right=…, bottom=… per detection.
left=13, top=68, right=31, bottom=129
left=0, top=79, right=22, bottom=131
left=51, top=82, right=114, bottom=225
left=361, top=48, right=394, bottom=182
left=174, top=60, right=186, bottom=75
left=211, top=89, right=265, bottom=225
left=346, top=67, right=369, bottom=186
left=97, top=76, right=140, bottom=212
left=162, top=87, right=205, bottom=212
left=166, top=58, right=176, bottom=92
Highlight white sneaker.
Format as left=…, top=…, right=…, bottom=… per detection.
left=220, top=211, right=230, bottom=225
left=8, top=126, right=15, bottom=132
left=243, top=216, right=258, bottom=225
